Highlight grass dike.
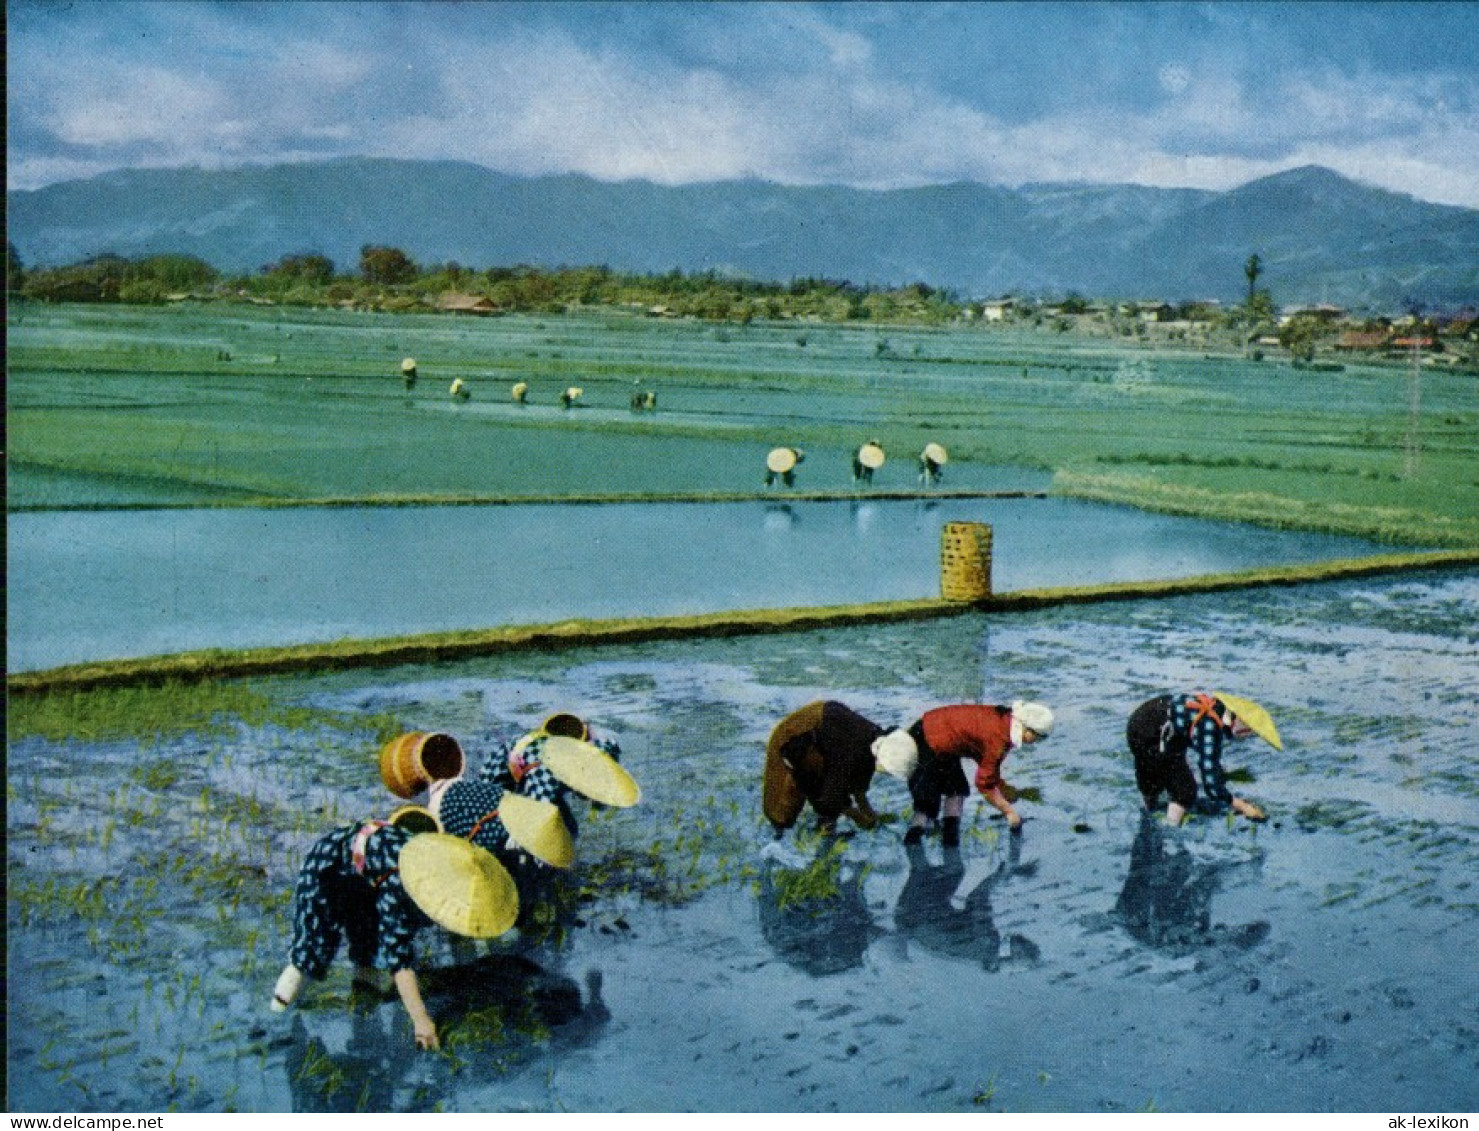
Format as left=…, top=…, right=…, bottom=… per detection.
left=1054, top=469, right=1479, bottom=548
left=10, top=549, right=1478, bottom=697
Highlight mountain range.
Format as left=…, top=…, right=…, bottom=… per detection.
left=8, top=158, right=1478, bottom=309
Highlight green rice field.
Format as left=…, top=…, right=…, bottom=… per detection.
left=8, top=302, right=1478, bottom=546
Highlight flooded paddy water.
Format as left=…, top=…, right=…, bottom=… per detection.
left=8, top=569, right=1478, bottom=1112
left=7, top=498, right=1388, bottom=672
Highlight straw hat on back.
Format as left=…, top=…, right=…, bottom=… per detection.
left=537, top=735, right=642, bottom=807
left=398, top=834, right=519, bottom=938
left=499, top=792, right=576, bottom=868
left=767, top=447, right=799, bottom=474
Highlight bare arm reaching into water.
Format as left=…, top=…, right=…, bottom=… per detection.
left=394, top=968, right=439, bottom=1050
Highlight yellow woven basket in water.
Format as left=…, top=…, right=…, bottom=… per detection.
left=940, top=522, right=994, bottom=601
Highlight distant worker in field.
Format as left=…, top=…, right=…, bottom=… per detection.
left=561, top=386, right=583, bottom=409
left=512, top=381, right=529, bottom=404
left=919, top=442, right=948, bottom=487
left=450, top=378, right=470, bottom=402
left=852, top=440, right=885, bottom=485
left=268, top=811, right=517, bottom=1051
left=897, top=701, right=1055, bottom=846
left=763, top=701, right=890, bottom=839
left=1126, top=692, right=1280, bottom=827
left=765, top=447, right=805, bottom=487
left=401, top=358, right=418, bottom=391
left=630, top=384, right=657, bottom=412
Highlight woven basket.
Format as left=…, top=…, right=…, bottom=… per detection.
left=380, top=732, right=466, bottom=799
left=940, top=522, right=993, bottom=601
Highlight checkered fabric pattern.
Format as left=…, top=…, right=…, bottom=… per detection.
left=1167, top=694, right=1234, bottom=811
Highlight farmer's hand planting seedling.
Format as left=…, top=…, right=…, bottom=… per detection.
left=1126, top=692, right=1282, bottom=827
left=898, top=701, right=1054, bottom=847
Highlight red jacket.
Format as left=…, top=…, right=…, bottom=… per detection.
left=919, top=704, right=1014, bottom=794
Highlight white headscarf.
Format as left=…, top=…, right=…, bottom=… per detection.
left=1011, top=701, right=1054, bottom=744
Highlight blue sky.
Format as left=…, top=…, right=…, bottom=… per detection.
left=8, top=1, right=1478, bottom=206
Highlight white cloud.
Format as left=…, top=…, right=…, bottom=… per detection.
left=45, top=64, right=242, bottom=158
left=7, top=3, right=1477, bottom=208
left=272, top=42, right=375, bottom=93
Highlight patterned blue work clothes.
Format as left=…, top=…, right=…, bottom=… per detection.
left=1166, top=694, right=1235, bottom=812
left=436, top=777, right=513, bottom=854
left=478, top=731, right=624, bottom=838
left=289, top=821, right=430, bottom=978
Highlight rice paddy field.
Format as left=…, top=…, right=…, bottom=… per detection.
left=6, top=300, right=1479, bottom=1113
left=8, top=301, right=1479, bottom=546
left=7, top=573, right=1478, bottom=1112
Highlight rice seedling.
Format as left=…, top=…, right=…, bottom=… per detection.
left=771, top=840, right=849, bottom=910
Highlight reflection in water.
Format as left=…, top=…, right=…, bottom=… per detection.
left=757, top=855, right=881, bottom=976
left=284, top=1002, right=404, bottom=1113
left=850, top=500, right=878, bottom=532
left=893, top=838, right=1040, bottom=970
left=282, top=953, right=611, bottom=1112
left=9, top=499, right=1389, bottom=672
left=1113, top=811, right=1270, bottom=952
left=763, top=503, right=799, bottom=531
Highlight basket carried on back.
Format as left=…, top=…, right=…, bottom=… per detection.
left=380, top=732, right=466, bottom=798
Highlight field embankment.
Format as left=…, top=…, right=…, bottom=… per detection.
left=1053, top=470, right=1479, bottom=548
left=11, top=549, right=1477, bottom=695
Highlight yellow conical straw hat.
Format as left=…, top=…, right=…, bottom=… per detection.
left=537, top=736, right=642, bottom=807
left=858, top=442, right=886, bottom=469
left=398, top=834, right=519, bottom=938
left=1213, top=693, right=1283, bottom=751
left=767, top=447, right=798, bottom=474
left=498, top=792, right=576, bottom=868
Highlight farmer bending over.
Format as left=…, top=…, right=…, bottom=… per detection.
left=269, top=817, right=514, bottom=1050
left=1126, top=692, right=1280, bottom=826
left=900, top=701, right=1054, bottom=846
left=763, top=700, right=889, bottom=839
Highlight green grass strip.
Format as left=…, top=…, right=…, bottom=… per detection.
left=9, top=550, right=1476, bottom=695
left=1054, top=470, right=1479, bottom=548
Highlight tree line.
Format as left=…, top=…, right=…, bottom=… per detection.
left=6, top=241, right=964, bottom=324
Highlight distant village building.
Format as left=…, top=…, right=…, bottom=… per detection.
left=1335, top=330, right=1390, bottom=353
left=1279, top=303, right=1346, bottom=325
left=435, top=292, right=500, bottom=315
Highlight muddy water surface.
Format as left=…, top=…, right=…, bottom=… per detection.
left=7, top=571, right=1477, bottom=1111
